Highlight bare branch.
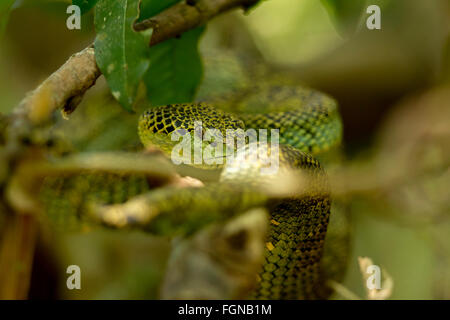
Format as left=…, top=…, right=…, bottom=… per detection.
left=134, top=0, right=260, bottom=46
left=18, top=47, right=100, bottom=124
left=6, top=152, right=176, bottom=214
left=17, top=0, right=259, bottom=122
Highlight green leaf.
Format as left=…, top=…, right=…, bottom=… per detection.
left=73, top=0, right=99, bottom=15
left=320, top=0, right=368, bottom=37
left=143, top=26, right=204, bottom=106
left=0, top=0, right=16, bottom=40
left=138, top=0, right=180, bottom=22
left=94, top=0, right=153, bottom=111
left=138, top=0, right=203, bottom=106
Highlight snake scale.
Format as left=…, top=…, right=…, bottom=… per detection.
left=41, top=82, right=347, bottom=299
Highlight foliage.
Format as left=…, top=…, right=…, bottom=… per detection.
left=320, top=0, right=369, bottom=36
left=144, top=27, right=204, bottom=106
left=0, top=0, right=16, bottom=40
left=1, top=0, right=448, bottom=300
left=138, top=0, right=179, bottom=21
left=73, top=0, right=99, bottom=15
left=94, top=0, right=153, bottom=111
left=2, top=0, right=382, bottom=111
left=93, top=0, right=204, bottom=111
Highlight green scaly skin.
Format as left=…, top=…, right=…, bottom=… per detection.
left=40, top=83, right=345, bottom=299
left=136, top=84, right=343, bottom=299
left=41, top=173, right=150, bottom=231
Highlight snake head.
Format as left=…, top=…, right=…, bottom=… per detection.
left=138, top=103, right=245, bottom=169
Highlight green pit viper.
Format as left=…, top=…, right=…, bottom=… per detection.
left=41, top=83, right=348, bottom=299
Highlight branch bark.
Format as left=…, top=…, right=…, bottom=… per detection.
left=18, top=46, right=100, bottom=122
left=1, top=0, right=259, bottom=299
left=6, top=152, right=177, bottom=214
left=0, top=214, right=38, bottom=299
left=18, top=0, right=259, bottom=121
left=135, top=0, right=259, bottom=46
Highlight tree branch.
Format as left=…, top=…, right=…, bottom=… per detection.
left=18, top=0, right=259, bottom=121
left=6, top=152, right=176, bottom=214
left=18, top=46, right=100, bottom=122
left=135, top=0, right=259, bottom=46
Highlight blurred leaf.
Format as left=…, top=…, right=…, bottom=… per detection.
left=94, top=0, right=153, bottom=111
left=138, top=0, right=204, bottom=106
left=0, top=0, right=16, bottom=40
left=321, top=0, right=392, bottom=37
left=320, top=0, right=368, bottom=37
left=143, top=26, right=204, bottom=106
left=137, top=0, right=180, bottom=22
left=73, top=0, right=99, bottom=15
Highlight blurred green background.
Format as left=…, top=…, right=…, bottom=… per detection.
left=1, top=0, right=449, bottom=299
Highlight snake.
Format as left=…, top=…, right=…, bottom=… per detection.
left=136, top=83, right=343, bottom=299
left=41, top=82, right=346, bottom=299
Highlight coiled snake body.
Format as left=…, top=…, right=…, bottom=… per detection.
left=42, top=84, right=345, bottom=299
left=137, top=84, right=343, bottom=299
